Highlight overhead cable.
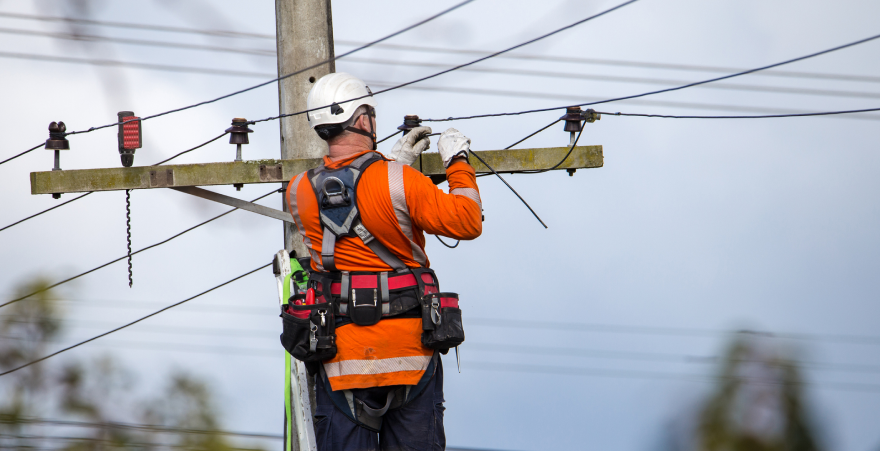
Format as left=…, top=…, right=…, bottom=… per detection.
left=0, top=11, right=275, bottom=40
left=56, top=0, right=476, bottom=138
left=344, top=57, right=880, bottom=101
left=422, top=32, right=880, bottom=122
left=0, top=263, right=271, bottom=376
left=0, top=26, right=275, bottom=57
left=0, top=192, right=93, bottom=233
left=334, top=41, right=880, bottom=85
left=0, top=189, right=278, bottom=308
left=250, top=0, right=641, bottom=125
left=594, top=106, right=880, bottom=119
left=5, top=14, right=877, bottom=86
left=4, top=417, right=282, bottom=440
left=465, top=361, right=880, bottom=393
left=0, top=142, right=43, bottom=166
left=364, top=81, right=880, bottom=122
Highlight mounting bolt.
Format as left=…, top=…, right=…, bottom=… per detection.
left=226, top=117, right=253, bottom=162
left=234, top=183, right=243, bottom=191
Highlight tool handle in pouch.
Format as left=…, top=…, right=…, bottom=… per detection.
left=280, top=301, right=337, bottom=362
left=420, top=292, right=464, bottom=350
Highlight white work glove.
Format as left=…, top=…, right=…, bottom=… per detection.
left=437, top=128, right=471, bottom=168
left=387, top=126, right=432, bottom=166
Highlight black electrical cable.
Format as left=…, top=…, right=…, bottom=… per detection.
left=55, top=0, right=475, bottom=138
left=4, top=417, right=283, bottom=440
left=422, top=31, right=880, bottom=123
left=467, top=150, right=547, bottom=229
left=250, top=0, right=639, bottom=126
left=594, top=106, right=880, bottom=119
left=434, top=235, right=460, bottom=248
left=0, top=262, right=271, bottom=377
left=0, top=133, right=230, bottom=234
left=521, top=126, right=585, bottom=174
left=0, top=142, right=43, bottom=166
left=153, top=132, right=228, bottom=165
left=0, top=189, right=279, bottom=309
left=0, top=192, right=93, bottom=233
left=376, top=130, right=402, bottom=145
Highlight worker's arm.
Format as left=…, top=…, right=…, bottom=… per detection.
left=403, top=157, right=483, bottom=240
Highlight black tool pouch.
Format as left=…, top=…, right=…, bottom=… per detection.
left=341, top=273, right=384, bottom=326
left=420, top=292, right=465, bottom=351
left=280, top=295, right=337, bottom=362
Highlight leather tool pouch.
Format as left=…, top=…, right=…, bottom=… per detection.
left=420, top=292, right=465, bottom=350
left=280, top=296, right=337, bottom=362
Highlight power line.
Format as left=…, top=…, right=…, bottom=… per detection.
left=9, top=23, right=877, bottom=103
left=469, top=318, right=880, bottom=346
left=10, top=330, right=880, bottom=376
left=594, top=107, right=880, bottom=119
left=464, top=361, right=880, bottom=394
left=56, top=0, right=475, bottom=137
left=334, top=41, right=880, bottom=85
left=3, top=417, right=283, bottom=440
left=423, top=32, right=880, bottom=122
left=366, top=81, right=880, bottom=122
left=0, top=263, right=271, bottom=377
left=0, top=26, right=275, bottom=57
left=0, top=189, right=278, bottom=308
left=0, top=11, right=275, bottom=40
left=344, top=57, right=880, bottom=101
left=0, top=192, right=93, bottom=233
left=0, top=142, right=43, bottom=166
left=7, top=10, right=875, bottom=86
left=248, top=0, right=640, bottom=125
left=0, top=50, right=275, bottom=78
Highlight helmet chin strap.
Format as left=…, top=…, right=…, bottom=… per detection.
left=344, top=108, right=377, bottom=151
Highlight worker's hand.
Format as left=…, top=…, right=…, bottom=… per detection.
left=387, top=126, right=432, bottom=166
left=437, top=128, right=471, bottom=167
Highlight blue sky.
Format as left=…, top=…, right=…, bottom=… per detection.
left=1, top=0, right=879, bottom=449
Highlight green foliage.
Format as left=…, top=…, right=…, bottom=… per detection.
left=698, top=333, right=822, bottom=451
left=0, top=277, right=267, bottom=451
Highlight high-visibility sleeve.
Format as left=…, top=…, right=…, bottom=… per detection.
left=404, top=159, right=483, bottom=241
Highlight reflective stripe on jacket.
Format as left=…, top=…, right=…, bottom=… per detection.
left=286, top=150, right=482, bottom=390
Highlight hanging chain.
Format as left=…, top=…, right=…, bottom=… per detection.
left=126, top=189, right=132, bottom=288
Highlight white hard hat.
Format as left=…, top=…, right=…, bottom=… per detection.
left=307, top=72, right=378, bottom=129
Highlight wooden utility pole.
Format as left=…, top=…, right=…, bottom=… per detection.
left=276, top=0, right=336, bottom=258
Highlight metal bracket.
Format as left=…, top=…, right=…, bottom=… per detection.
left=170, top=186, right=294, bottom=223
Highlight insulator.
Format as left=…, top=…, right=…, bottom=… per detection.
left=226, top=118, right=254, bottom=145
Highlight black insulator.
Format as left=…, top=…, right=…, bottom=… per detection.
left=560, top=106, right=584, bottom=133
left=397, top=114, right=422, bottom=134
left=45, top=121, right=69, bottom=150
left=226, top=117, right=253, bottom=145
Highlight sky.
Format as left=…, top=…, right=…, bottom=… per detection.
left=1, top=0, right=880, bottom=450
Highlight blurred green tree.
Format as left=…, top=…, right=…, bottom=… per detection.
left=0, top=278, right=266, bottom=450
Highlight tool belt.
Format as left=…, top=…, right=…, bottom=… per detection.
left=280, top=267, right=465, bottom=363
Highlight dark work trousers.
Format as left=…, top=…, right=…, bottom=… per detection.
left=314, top=358, right=446, bottom=451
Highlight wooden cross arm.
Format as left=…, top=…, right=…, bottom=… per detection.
left=29, top=145, right=603, bottom=195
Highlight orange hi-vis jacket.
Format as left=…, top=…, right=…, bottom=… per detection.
left=286, top=150, right=482, bottom=391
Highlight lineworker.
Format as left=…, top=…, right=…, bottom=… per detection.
left=284, top=72, right=482, bottom=450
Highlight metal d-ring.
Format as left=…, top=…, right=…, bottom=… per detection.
left=322, top=177, right=347, bottom=197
